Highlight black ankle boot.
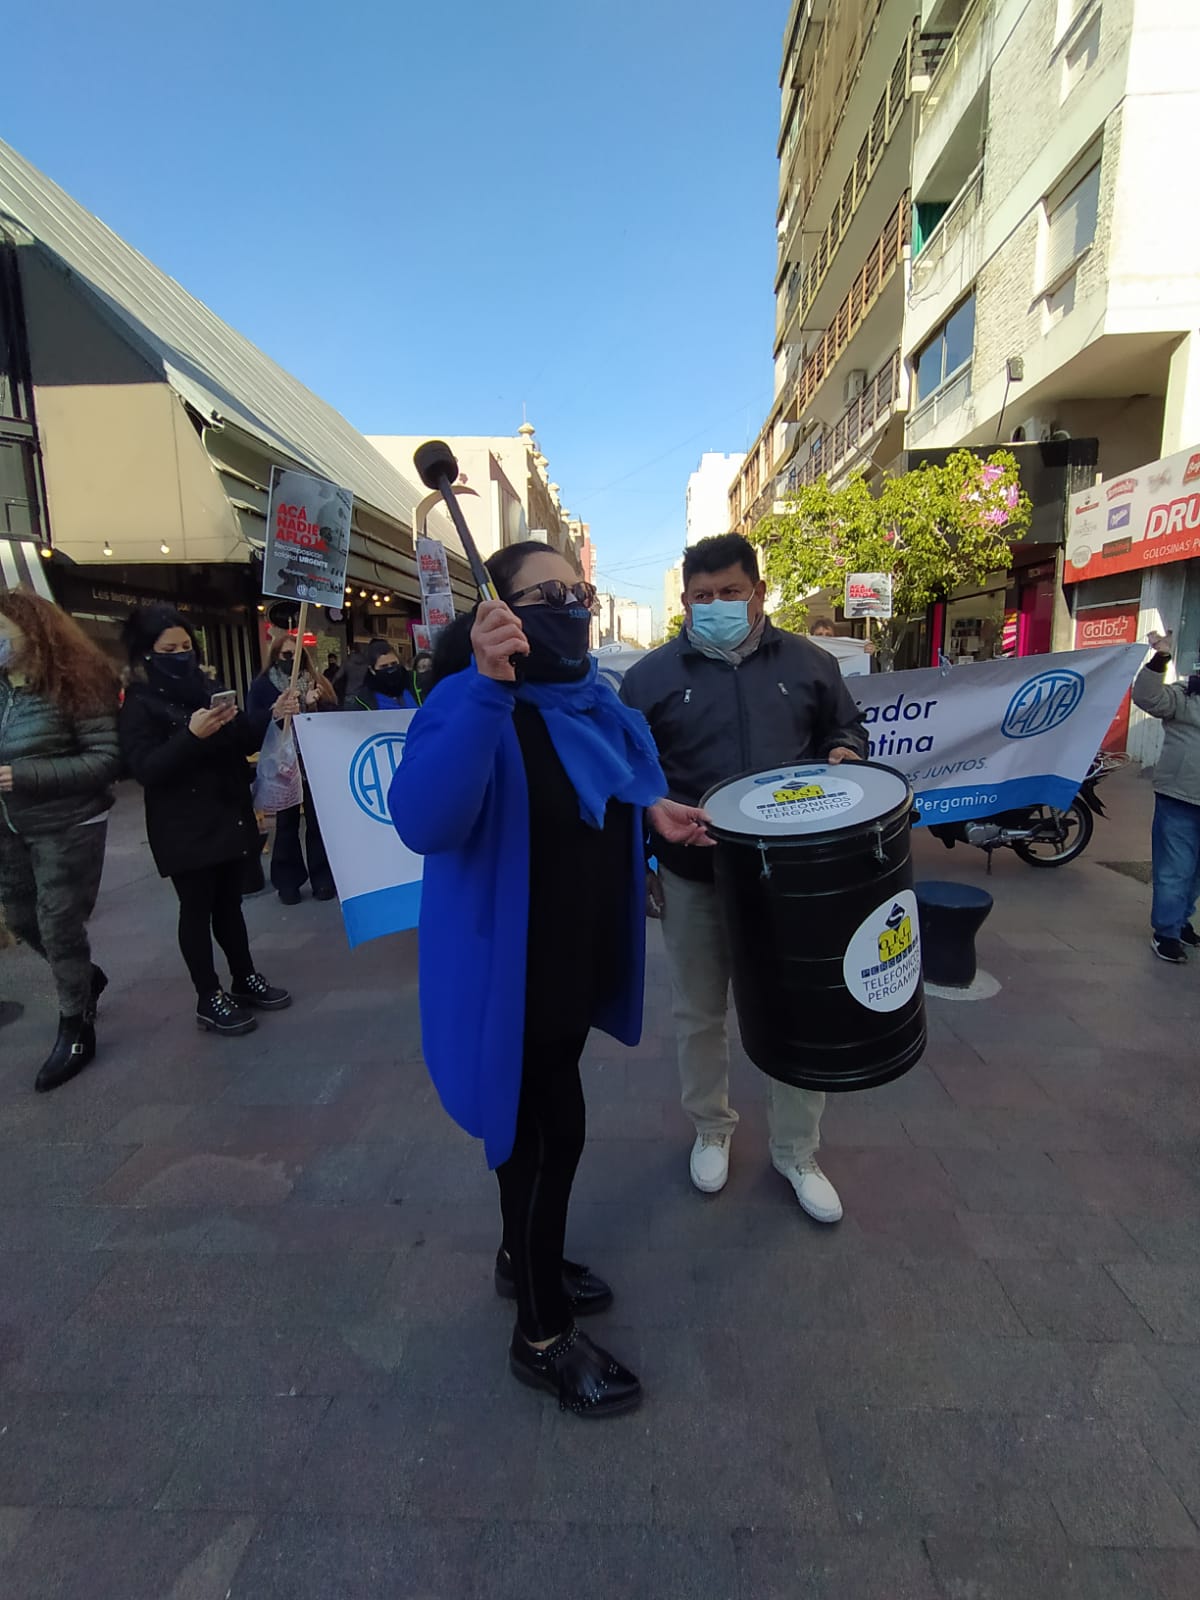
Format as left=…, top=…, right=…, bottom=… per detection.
left=509, top=1326, right=641, bottom=1417
left=35, top=1015, right=96, bottom=1094
left=86, top=965, right=108, bottom=1022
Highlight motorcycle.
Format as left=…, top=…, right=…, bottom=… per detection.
left=927, top=751, right=1127, bottom=870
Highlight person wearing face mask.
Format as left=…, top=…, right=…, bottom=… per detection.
left=621, top=533, right=868, bottom=1222
left=389, top=540, right=711, bottom=1417
left=341, top=639, right=412, bottom=711
left=0, top=590, right=120, bottom=1091
left=119, top=606, right=293, bottom=1035
left=408, top=650, right=435, bottom=707
left=246, top=635, right=338, bottom=905
left=1133, top=631, right=1200, bottom=964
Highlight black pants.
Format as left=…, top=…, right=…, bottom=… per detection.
left=271, top=779, right=333, bottom=896
left=170, top=858, right=255, bottom=997
left=495, top=1032, right=589, bottom=1343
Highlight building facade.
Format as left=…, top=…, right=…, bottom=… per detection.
left=0, top=138, right=473, bottom=686
left=686, top=452, right=745, bottom=543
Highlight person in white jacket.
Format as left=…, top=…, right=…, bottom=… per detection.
left=1131, top=631, right=1200, bottom=963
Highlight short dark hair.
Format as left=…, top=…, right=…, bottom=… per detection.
left=366, top=637, right=399, bottom=666
left=681, top=533, right=759, bottom=589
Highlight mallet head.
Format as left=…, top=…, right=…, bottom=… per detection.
left=413, top=440, right=460, bottom=490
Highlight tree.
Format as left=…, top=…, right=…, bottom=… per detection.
left=751, top=449, right=1032, bottom=666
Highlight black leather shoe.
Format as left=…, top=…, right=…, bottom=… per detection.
left=196, top=990, right=257, bottom=1036
left=494, top=1248, right=614, bottom=1314
left=277, top=889, right=302, bottom=907
left=86, top=965, right=108, bottom=1022
left=35, top=1015, right=96, bottom=1093
left=509, top=1326, right=641, bottom=1417
left=230, top=973, right=292, bottom=1011
left=312, top=883, right=338, bottom=902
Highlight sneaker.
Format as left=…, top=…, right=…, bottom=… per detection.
left=196, top=990, right=257, bottom=1036
left=689, top=1133, right=732, bottom=1194
left=1152, top=936, right=1188, bottom=965
left=1181, top=924, right=1200, bottom=949
left=772, top=1157, right=844, bottom=1224
left=230, top=973, right=293, bottom=1011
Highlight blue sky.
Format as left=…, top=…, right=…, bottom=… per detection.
left=7, top=0, right=782, bottom=618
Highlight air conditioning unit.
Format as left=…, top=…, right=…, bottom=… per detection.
left=1012, top=414, right=1054, bottom=443
left=843, top=369, right=867, bottom=405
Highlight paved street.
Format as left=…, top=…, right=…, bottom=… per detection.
left=1, top=769, right=1198, bottom=1599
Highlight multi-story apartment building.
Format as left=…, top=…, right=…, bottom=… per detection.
left=730, top=0, right=921, bottom=537
left=687, top=452, right=745, bottom=543
left=905, top=0, right=1200, bottom=737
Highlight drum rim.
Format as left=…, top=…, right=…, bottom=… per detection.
left=701, top=757, right=915, bottom=845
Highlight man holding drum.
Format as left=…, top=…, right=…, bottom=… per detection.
left=621, top=534, right=868, bottom=1222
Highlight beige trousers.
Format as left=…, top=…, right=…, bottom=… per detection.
left=657, top=866, right=824, bottom=1164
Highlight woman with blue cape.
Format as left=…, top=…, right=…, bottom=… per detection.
left=389, top=541, right=710, bottom=1418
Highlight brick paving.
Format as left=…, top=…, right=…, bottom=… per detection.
left=0, top=768, right=1197, bottom=1598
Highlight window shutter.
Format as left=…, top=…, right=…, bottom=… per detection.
left=1045, top=162, right=1100, bottom=284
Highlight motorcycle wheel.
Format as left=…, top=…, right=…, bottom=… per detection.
left=1011, top=801, right=1094, bottom=867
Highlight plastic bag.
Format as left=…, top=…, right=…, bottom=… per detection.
left=252, top=720, right=303, bottom=813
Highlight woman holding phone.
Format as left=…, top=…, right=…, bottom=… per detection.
left=390, top=540, right=710, bottom=1418
left=119, top=606, right=293, bottom=1036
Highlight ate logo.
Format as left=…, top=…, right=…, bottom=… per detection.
left=349, top=732, right=407, bottom=824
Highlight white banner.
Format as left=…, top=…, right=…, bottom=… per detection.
left=849, top=645, right=1143, bottom=823
left=294, top=710, right=422, bottom=945
left=810, top=634, right=872, bottom=677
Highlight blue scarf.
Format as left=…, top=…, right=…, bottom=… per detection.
left=515, top=657, right=665, bottom=828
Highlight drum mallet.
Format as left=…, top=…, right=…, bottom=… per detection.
left=412, top=440, right=498, bottom=602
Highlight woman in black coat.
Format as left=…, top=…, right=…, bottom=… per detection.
left=118, top=606, right=292, bottom=1037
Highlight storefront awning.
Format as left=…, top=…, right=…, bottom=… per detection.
left=0, top=537, right=53, bottom=600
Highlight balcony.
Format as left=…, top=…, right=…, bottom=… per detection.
left=907, top=363, right=972, bottom=443
left=781, top=352, right=903, bottom=493
left=778, top=24, right=917, bottom=325
left=785, top=199, right=910, bottom=424
left=910, top=161, right=984, bottom=298
left=915, top=0, right=994, bottom=193
left=781, top=0, right=888, bottom=212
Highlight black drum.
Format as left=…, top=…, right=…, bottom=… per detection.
left=702, top=759, right=926, bottom=1092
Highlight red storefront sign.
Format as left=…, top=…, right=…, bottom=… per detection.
left=1074, top=604, right=1140, bottom=751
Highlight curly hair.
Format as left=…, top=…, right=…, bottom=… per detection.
left=0, top=588, right=118, bottom=720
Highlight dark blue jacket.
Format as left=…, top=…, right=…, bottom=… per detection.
left=388, top=665, right=649, bottom=1168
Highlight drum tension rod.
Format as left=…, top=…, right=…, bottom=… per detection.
left=757, top=841, right=773, bottom=880
left=872, top=823, right=887, bottom=866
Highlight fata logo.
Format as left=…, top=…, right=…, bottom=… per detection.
left=1107, top=505, right=1131, bottom=531
left=1001, top=668, right=1085, bottom=739
left=349, top=732, right=407, bottom=824
left=1106, top=478, right=1137, bottom=500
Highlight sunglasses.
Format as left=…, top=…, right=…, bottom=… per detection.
left=507, top=580, right=598, bottom=612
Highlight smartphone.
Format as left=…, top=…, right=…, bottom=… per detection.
left=211, top=690, right=238, bottom=712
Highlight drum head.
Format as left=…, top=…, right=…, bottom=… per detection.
left=703, top=760, right=911, bottom=839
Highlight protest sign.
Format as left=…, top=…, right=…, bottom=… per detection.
left=416, top=537, right=456, bottom=636
left=294, top=710, right=421, bottom=945
left=849, top=645, right=1142, bottom=822
left=263, top=468, right=352, bottom=608
left=845, top=573, right=893, bottom=620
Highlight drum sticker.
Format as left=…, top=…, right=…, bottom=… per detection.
left=738, top=773, right=865, bottom=825
left=842, top=889, right=921, bottom=1013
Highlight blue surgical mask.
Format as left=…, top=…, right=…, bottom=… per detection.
left=0, top=636, right=13, bottom=671
left=689, top=598, right=751, bottom=651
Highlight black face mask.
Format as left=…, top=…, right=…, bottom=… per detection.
left=370, top=665, right=408, bottom=697
left=1187, top=673, right=1200, bottom=697
left=148, top=650, right=195, bottom=682
left=516, top=604, right=592, bottom=683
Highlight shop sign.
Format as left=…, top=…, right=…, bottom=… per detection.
left=263, top=467, right=352, bottom=607
left=1065, top=443, right=1200, bottom=584
left=844, top=572, right=893, bottom=619
left=1073, top=603, right=1140, bottom=752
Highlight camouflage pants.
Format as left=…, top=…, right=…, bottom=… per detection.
left=0, top=822, right=107, bottom=1016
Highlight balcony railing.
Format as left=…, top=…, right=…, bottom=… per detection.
left=907, top=364, right=973, bottom=443
left=783, top=0, right=887, bottom=215
left=910, top=161, right=985, bottom=294
left=778, top=26, right=917, bottom=338
left=780, top=351, right=902, bottom=493
left=786, top=198, right=910, bottom=423
left=920, top=0, right=990, bottom=128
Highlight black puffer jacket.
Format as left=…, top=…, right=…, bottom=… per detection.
left=119, top=682, right=264, bottom=877
left=0, top=675, right=119, bottom=838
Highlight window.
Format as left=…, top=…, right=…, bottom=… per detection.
left=1062, top=9, right=1101, bottom=99
left=1055, top=0, right=1095, bottom=44
left=1043, top=159, right=1100, bottom=289
left=914, top=294, right=976, bottom=402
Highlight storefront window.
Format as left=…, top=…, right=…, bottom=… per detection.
left=944, top=585, right=1007, bottom=662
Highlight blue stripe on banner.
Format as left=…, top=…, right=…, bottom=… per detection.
left=912, top=774, right=1081, bottom=826
left=340, top=881, right=423, bottom=947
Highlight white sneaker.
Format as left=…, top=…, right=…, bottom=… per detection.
left=690, top=1133, right=732, bottom=1194
left=772, top=1157, right=843, bottom=1224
